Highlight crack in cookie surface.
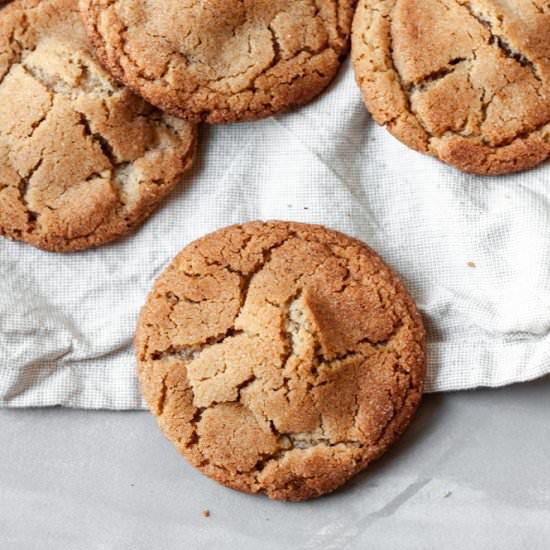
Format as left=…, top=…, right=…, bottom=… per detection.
left=80, top=0, right=357, bottom=123
left=136, top=221, right=426, bottom=500
left=352, top=0, right=550, bottom=174
left=0, top=0, right=196, bottom=252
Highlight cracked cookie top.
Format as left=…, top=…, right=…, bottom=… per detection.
left=79, top=0, right=356, bottom=123
left=136, top=221, right=425, bottom=501
left=0, top=0, right=196, bottom=252
left=352, top=0, right=550, bottom=175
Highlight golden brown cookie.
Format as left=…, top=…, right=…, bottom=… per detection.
left=79, top=0, right=356, bottom=123
left=0, top=0, right=196, bottom=252
left=136, top=221, right=426, bottom=501
left=352, top=0, right=550, bottom=175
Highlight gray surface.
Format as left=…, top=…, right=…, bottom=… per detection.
left=1, top=377, right=549, bottom=550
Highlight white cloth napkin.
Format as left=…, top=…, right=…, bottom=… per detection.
left=1, top=59, right=550, bottom=409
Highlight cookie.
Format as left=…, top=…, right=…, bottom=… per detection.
left=352, top=0, right=550, bottom=175
left=0, top=0, right=196, bottom=252
left=79, top=0, right=356, bottom=124
left=135, top=221, right=425, bottom=501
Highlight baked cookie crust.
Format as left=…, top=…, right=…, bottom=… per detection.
left=136, top=221, right=426, bottom=501
left=0, top=0, right=196, bottom=252
left=352, top=0, right=550, bottom=175
left=80, top=0, right=356, bottom=123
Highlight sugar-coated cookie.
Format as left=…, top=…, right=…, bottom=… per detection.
left=0, top=0, right=196, bottom=252
left=352, top=0, right=550, bottom=175
left=136, top=221, right=425, bottom=501
left=80, top=0, right=355, bottom=123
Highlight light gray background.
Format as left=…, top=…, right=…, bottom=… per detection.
left=1, top=375, right=549, bottom=549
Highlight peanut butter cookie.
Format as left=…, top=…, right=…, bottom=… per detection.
left=136, top=221, right=426, bottom=501
left=0, top=0, right=196, bottom=252
left=80, top=0, right=355, bottom=123
left=352, top=0, right=550, bottom=175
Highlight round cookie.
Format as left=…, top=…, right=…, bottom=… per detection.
left=0, top=0, right=196, bottom=252
left=136, top=221, right=426, bottom=501
left=79, top=0, right=356, bottom=123
left=352, top=0, right=550, bottom=175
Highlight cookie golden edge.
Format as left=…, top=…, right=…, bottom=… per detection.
left=79, top=1, right=357, bottom=124
left=135, top=221, right=426, bottom=501
left=350, top=0, right=550, bottom=176
left=0, top=132, right=197, bottom=253
left=1, top=129, right=198, bottom=253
